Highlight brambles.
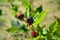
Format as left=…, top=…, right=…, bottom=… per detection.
left=7, top=3, right=48, bottom=40
left=26, top=16, right=34, bottom=25
left=6, top=0, right=60, bottom=40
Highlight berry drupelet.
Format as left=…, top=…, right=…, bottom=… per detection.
left=26, top=16, right=34, bottom=25
left=17, top=13, right=24, bottom=20
left=31, top=31, right=37, bottom=37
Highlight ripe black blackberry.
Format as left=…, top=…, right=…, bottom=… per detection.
left=26, top=16, right=34, bottom=25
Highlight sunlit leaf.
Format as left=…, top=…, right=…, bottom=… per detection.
left=31, top=11, right=36, bottom=17
left=24, top=7, right=31, bottom=18
left=42, top=26, right=47, bottom=35
left=30, top=37, right=36, bottom=40
left=36, top=36, right=45, bottom=40
left=29, top=6, right=32, bottom=13
left=21, top=0, right=30, bottom=8
left=49, top=21, right=58, bottom=35
left=12, top=11, right=18, bottom=18
left=31, top=5, right=43, bottom=17
left=33, top=12, right=39, bottom=21
left=7, top=27, right=18, bottom=34
left=26, top=7, right=29, bottom=17
left=33, top=10, right=48, bottom=25
left=53, top=16, right=60, bottom=37
left=54, top=21, right=60, bottom=37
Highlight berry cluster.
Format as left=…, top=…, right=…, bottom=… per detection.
left=17, top=12, right=34, bottom=25
left=17, top=12, right=38, bottom=37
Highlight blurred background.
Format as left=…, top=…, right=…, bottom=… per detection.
left=0, top=0, right=60, bottom=40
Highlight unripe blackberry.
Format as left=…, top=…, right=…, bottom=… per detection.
left=26, top=16, right=34, bottom=25
left=31, top=31, right=37, bottom=37
left=17, top=13, right=24, bottom=20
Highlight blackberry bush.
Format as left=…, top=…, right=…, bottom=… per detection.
left=6, top=0, right=60, bottom=40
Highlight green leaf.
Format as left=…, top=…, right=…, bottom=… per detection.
left=36, top=36, right=45, bottom=40
left=21, top=0, right=29, bottom=8
left=35, top=25, right=42, bottom=35
left=24, top=7, right=30, bottom=18
left=53, top=16, right=60, bottom=37
left=20, top=25, right=28, bottom=32
left=12, top=5, right=18, bottom=12
left=54, top=30, right=60, bottom=37
left=10, top=3, right=18, bottom=12
left=52, top=35, right=58, bottom=39
left=30, top=37, right=36, bottom=40
left=30, top=11, right=36, bottom=18
left=42, top=26, right=47, bottom=35
left=6, top=27, right=18, bottom=34
left=49, top=21, right=58, bottom=35
left=36, top=5, right=42, bottom=13
left=0, top=9, right=2, bottom=15
left=46, top=32, right=53, bottom=40
left=31, top=5, right=43, bottom=17
left=33, top=12, right=39, bottom=21
left=10, top=4, right=18, bottom=17
left=33, top=10, right=48, bottom=25
left=26, top=7, right=29, bottom=17
left=12, top=11, right=18, bottom=18
left=24, top=12, right=27, bottom=18
left=53, top=21, right=60, bottom=37
left=29, top=6, right=32, bottom=13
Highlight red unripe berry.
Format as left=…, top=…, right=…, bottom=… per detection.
left=26, top=16, right=34, bottom=25
left=31, top=31, right=37, bottom=37
left=17, top=13, right=24, bottom=20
